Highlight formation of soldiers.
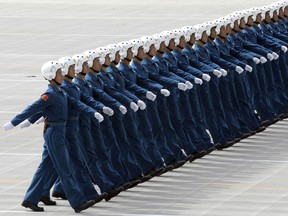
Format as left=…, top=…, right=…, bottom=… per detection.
left=3, top=0, right=288, bottom=213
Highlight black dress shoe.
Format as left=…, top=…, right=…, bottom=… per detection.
left=233, top=138, right=241, bottom=143
left=144, top=168, right=161, bottom=177
left=185, top=154, right=194, bottom=162
left=265, top=117, right=280, bottom=127
left=138, top=174, right=152, bottom=183
left=40, top=196, right=56, bottom=205
left=250, top=131, right=256, bottom=135
left=172, top=160, right=186, bottom=169
left=279, top=112, right=288, bottom=119
left=161, top=165, right=174, bottom=174
left=205, top=147, right=215, bottom=155
left=259, top=120, right=269, bottom=127
left=217, top=141, right=235, bottom=150
left=74, top=200, right=95, bottom=213
left=122, top=182, right=132, bottom=190
left=104, top=186, right=124, bottom=202
left=255, top=126, right=266, bottom=133
left=22, top=200, right=44, bottom=212
left=94, top=192, right=107, bottom=204
left=240, top=132, right=251, bottom=139
left=195, top=150, right=207, bottom=159
left=127, top=179, right=141, bottom=189
left=52, top=191, right=67, bottom=200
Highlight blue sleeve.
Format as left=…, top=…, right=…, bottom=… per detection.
left=159, top=69, right=187, bottom=82
left=103, top=85, right=134, bottom=107
left=185, top=66, right=204, bottom=78
left=198, top=56, right=221, bottom=70
left=148, top=73, right=179, bottom=88
left=124, top=78, right=148, bottom=96
left=220, top=52, right=247, bottom=68
left=28, top=112, right=43, bottom=124
left=91, top=87, right=123, bottom=110
left=243, top=41, right=272, bottom=56
left=11, top=93, right=53, bottom=126
left=136, top=76, right=164, bottom=92
left=80, top=92, right=105, bottom=112
left=210, top=54, right=237, bottom=70
left=170, top=67, right=196, bottom=82
left=122, top=89, right=140, bottom=103
left=67, top=95, right=96, bottom=117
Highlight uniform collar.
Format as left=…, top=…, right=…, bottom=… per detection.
left=48, top=84, right=61, bottom=92
left=62, top=79, right=74, bottom=87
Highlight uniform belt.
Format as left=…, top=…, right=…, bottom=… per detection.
left=48, top=121, right=66, bottom=126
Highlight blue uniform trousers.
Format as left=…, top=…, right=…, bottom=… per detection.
left=153, top=95, right=186, bottom=163
left=111, top=110, right=143, bottom=179
left=133, top=105, right=165, bottom=169
left=100, top=116, right=131, bottom=183
left=51, top=119, right=98, bottom=200
left=123, top=109, right=156, bottom=173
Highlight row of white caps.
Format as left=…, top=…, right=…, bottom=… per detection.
left=41, top=0, right=287, bottom=80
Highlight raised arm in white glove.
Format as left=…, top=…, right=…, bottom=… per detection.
left=94, top=112, right=104, bottom=122
left=213, top=69, right=222, bottom=78
left=35, top=116, right=45, bottom=124
left=281, top=45, right=287, bottom=53
left=146, top=91, right=156, bottom=101
left=220, top=69, right=227, bottom=76
left=253, top=57, right=260, bottom=64
left=272, top=52, right=279, bottom=60
left=137, top=100, right=146, bottom=110
left=202, top=74, right=211, bottom=82
left=194, top=78, right=203, bottom=85
left=160, top=89, right=170, bottom=97
left=130, top=102, right=139, bottom=112
left=235, top=66, right=244, bottom=74
left=3, top=122, right=15, bottom=130
left=245, top=65, right=253, bottom=72
left=267, top=53, right=274, bottom=61
left=19, top=119, right=31, bottom=128
left=185, top=81, right=193, bottom=89
left=260, top=56, right=267, bottom=64
left=177, top=83, right=188, bottom=91
left=119, top=105, right=127, bottom=114
left=103, top=107, right=114, bottom=116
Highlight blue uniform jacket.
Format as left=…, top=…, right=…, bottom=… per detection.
left=11, top=84, right=96, bottom=126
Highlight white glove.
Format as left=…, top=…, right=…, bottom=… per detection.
left=260, top=56, right=267, bottom=64
left=202, top=74, right=211, bottom=82
left=220, top=69, right=228, bottom=76
left=272, top=52, right=279, bottom=60
left=281, top=45, right=287, bottom=53
left=137, top=100, right=146, bottom=110
left=3, top=121, right=15, bottom=130
left=19, top=119, right=31, bottom=128
left=146, top=91, right=156, bottom=101
left=94, top=112, right=104, bottom=122
left=35, top=116, right=45, bottom=124
left=213, top=69, right=222, bottom=78
left=103, top=107, right=114, bottom=116
left=245, top=65, right=253, bottom=72
left=267, top=53, right=274, bottom=61
left=235, top=66, right=244, bottom=74
left=130, top=102, right=139, bottom=112
left=177, top=82, right=188, bottom=91
left=160, top=89, right=170, bottom=97
left=185, top=81, right=193, bottom=89
left=119, top=105, right=127, bottom=114
left=252, top=57, right=260, bottom=64
left=194, top=78, right=203, bottom=85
